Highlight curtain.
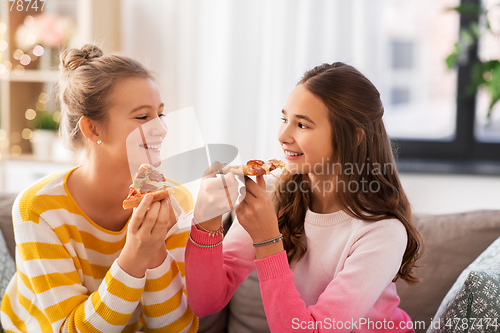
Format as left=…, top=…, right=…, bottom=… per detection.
left=122, top=0, right=383, bottom=161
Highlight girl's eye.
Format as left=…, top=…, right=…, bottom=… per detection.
left=159, top=113, right=166, bottom=118
left=136, top=115, right=148, bottom=120
left=281, top=117, right=288, bottom=123
left=298, top=123, right=308, bottom=129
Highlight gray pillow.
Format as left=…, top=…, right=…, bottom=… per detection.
left=0, top=227, right=16, bottom=332
left=427, top=236, right=500, bottom=333
left=397, top=210, right=500, bottom=332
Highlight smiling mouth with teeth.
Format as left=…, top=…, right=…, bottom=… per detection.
left=285, top=151, right=303, bottom=157
left=141, top=143, right=162, bottom=150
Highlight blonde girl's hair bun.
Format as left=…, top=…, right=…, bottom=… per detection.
left=60, top=44, right=103, bottom=71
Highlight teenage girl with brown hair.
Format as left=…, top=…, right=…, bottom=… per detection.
left=186, top=62, right=423, bottom=333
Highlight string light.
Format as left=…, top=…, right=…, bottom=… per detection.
left=36, top=101, right=46, bottom=111
left=0, top=23, right=6, bottom=34
left=25, top=109, right=36, bottom=120
left=33, top=45, right=44, bottom=57
left=0, top=64, right=6, bottom=75
left=13, top=49, right=24, bottom=60
left=10, top=145, right=22, bottom=156
left=20, top=54, right=31, bottom=66
left=0, top=41, right=7, bottom=51
left=22, top=128, right=33, bottom=140
left=53, top=111, right=61, bottom=123
left=24, top=16, right=34, bottom=27
left=38, top=92, right=49, bottom=103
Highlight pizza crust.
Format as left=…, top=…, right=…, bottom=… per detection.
left=122, top=188, right=172, bottom=210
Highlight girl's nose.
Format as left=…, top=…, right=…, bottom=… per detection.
left=148, top=117, right=167, bottom=139
left=278, top=123, right=293, bottom=144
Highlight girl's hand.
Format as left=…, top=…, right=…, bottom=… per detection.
left=194, top=161, right=240, bottom=231
left=236, top=175, right=283, bottom=258
left=118, top=194, right=177, bottom=277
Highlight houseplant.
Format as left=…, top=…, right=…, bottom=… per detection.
left=30, top=110, right=59, bottom=160
left=446, top=2, right=500, bottom=121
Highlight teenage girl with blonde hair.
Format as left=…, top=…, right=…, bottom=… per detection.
left=1, top=44, right=201, bottom=333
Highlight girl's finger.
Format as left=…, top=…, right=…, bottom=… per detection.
left=243, top=177, right=260, bottom=198
left=139, top=200, right=161, bottom=235
left=256, top=175, right=266, bottom=190
left=203, top=161, right=224, bottom=178
left=129, top=194, right=154, bottom=233
left=152, top=198, right=174, bottom=234
left=222, top=172, right=239, bottom=190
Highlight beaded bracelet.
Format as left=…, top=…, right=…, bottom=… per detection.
left=189, top=232, right=223, bottom=248
left=252, top=233, right=283, bottom=247
left=196, top=220, right=224, bottom=237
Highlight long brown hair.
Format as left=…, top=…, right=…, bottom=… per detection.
left=273, top=62, right=423, bottom=285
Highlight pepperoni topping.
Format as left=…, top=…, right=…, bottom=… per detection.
left=250, top=165, right=266, bottom=176
left=148, top=172, right=163, bottom=182
left=247, top=160, right=264, bottom=167
left=136, top=170, right=146, bottom=179
left=140, top=183, right=158, bottom=192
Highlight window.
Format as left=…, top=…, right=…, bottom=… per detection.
left=384, top=0, right=500, bottom=167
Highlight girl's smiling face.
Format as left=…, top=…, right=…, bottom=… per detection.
left=278, top=84, right=334, bottom=175
left=98, top=77, right=167, bottom=174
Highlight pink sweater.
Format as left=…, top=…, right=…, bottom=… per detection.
left=185, top=209, right=414, bottom=333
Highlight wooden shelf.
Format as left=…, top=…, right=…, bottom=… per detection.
left=0, top=0, right=121, bottom=165
left=3, top=70, right=59, bottom=82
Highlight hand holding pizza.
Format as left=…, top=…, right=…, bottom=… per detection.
left=236, top=175, right=283, bottom=258
left=194, top=161, right=240, bottom=230
left=118, top=193, right=177, bottom=277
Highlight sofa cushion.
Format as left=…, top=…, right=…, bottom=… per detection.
left=0, top=193, right=18, bottom=260
left=396, top=210, right=500, bottom=332
left=227, top=270, right=269, bottom=333
left=426, top=236, right=500, bottom=333
left=0, top=225, right=16, bottom=332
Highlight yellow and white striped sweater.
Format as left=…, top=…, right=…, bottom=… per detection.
left=0, top=167, right=198, bottom=333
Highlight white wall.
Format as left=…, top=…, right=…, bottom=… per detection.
left=400, top=173, right=500, bottom=215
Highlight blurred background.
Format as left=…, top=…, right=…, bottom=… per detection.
left=0, top=0, right=499, bottom=214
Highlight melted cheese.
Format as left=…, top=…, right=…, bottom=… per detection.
left=132, top=164, right=167, bottom=193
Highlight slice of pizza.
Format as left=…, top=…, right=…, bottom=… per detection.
left=122, top=164, right=172, bottom=209
left=230, top=158, right=285, bottom=176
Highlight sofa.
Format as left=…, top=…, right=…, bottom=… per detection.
left=197, top=210, right=500, bottom=333
left=0, top=192, right=499, bottom=333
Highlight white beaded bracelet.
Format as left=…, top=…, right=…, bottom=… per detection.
left=252, top=233, right=283, bottom=247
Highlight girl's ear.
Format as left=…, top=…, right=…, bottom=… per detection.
left=79, top=116, right=101, bottom=144
left=356, top=128, right=365, bottom=147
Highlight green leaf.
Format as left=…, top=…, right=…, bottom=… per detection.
left=446, top=53, right=458, bottom=69
left=460, top=28, right=475, bottom=46
left=33, top=111, right=59, bottom=131
left=448, top=4, right=481, bottom=14
left=469, top=22, right=480, bottom=38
